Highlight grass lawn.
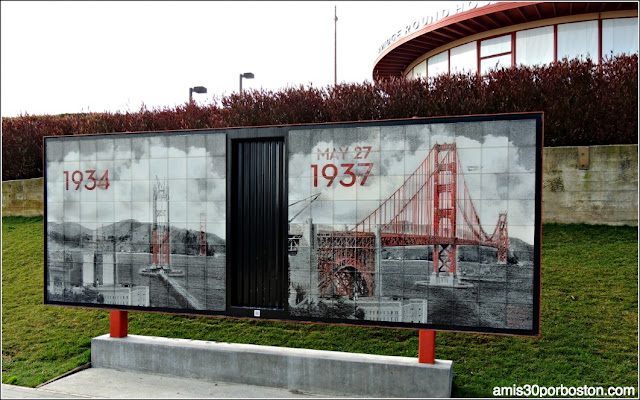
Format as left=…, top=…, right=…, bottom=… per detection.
left=2, top=216, right=638, bottom=396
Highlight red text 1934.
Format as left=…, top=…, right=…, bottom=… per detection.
left=63, top=170, right=110, bottom=190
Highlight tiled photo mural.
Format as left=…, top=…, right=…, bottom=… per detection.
left=44, top=114, right=541, bottom=335
left=44, top=133, right=227, bottom=311
left=286, top=115, right=541, bottom=335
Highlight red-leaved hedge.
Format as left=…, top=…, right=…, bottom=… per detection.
left=2, top=55, right=637, bottom=181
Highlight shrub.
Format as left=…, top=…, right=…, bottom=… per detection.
left=2, top=55, right=637, bottom=181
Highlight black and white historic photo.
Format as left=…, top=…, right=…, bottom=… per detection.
left=287, top=117, right=539, bottom=332
left=45, top=132, right=227, bottom=311
left=45, top=116, right=541, bottom=334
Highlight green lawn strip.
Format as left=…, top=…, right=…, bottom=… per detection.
left=2, top=217, right=637, bottom=396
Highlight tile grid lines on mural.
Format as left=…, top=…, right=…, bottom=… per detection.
left=43, top=113, right=542, bottom=335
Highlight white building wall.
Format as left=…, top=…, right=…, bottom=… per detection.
left=102, top=253, right=115, bottom=285
left=82, top=253, right=94, bottom=286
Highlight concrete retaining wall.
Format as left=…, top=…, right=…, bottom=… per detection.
left=91, top=334, right=453, bottom=398
left=3, top=145, right=638, bottom=225
left=543, top=145, right=638, bottom=225
left=2, top=177, right=44, bottom=217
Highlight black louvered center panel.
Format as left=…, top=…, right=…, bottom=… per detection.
left=230, top=138, right=286, bottom=309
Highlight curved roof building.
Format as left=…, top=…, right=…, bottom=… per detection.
left=373, top=1, right=638, bottom=80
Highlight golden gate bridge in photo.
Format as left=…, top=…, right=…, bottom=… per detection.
left=317, top=142, right=509, bottom=297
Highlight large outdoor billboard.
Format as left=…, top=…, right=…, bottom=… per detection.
left=44, top=113, right=542, bottom=335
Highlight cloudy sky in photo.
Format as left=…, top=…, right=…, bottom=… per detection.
left=288, top=119, right=537, bottom=244
left=46, top=118, right=537, bottom=245
left=46, top=132, right=227, bottom=238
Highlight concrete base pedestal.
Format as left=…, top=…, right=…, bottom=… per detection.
left=91, top=334, right=453, bottom=398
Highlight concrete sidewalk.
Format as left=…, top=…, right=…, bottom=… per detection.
left=1, top=368, right=348, bottom=399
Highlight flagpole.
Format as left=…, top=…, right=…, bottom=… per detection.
left=334, top=5, right=337, bottom=87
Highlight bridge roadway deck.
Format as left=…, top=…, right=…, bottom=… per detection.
left=157, top=269, right=204, bottom=310
left=380, top=234, right=497, bottom=247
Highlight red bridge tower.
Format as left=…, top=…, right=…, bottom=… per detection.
left=152, top=177, right=170, bottom=267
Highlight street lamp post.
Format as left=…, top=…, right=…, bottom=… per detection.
left=189, top=86, right=207, bottom=103
left=239, top=72, right=254, bottom=93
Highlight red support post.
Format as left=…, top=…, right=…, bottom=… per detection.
left=110, top=310, right=128, bottom=338
left=418, top=329, right=436, bottom=364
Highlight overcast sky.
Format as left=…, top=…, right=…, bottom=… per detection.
left=1, top=0, right=473, bottom=117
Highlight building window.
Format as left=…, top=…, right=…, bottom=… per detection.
left=481, top=34, right=511, bottom=57
left=428, top=50, right=449, bottom=78
left=557, top=20, right=598, bottom=61
left=405, top=15, right=638, bottom=80
left=602, top=17, right=639, bottom=60
left=450, top=41, right=477, bottom=75
left=406, top=68, right=414, bottom=79
left=414, top=60, right=427, bottom=78
left=516, top=25, right=554, bottom=66
left=479, top=34, right=513, bottom=74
